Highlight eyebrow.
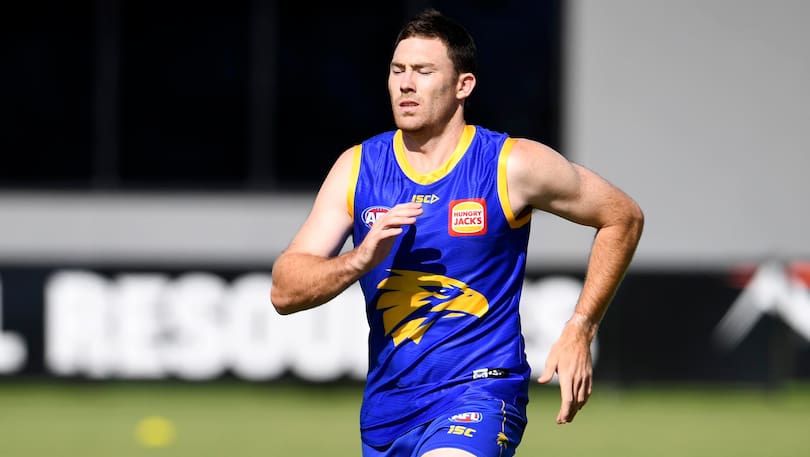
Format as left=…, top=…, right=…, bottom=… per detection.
left=390, top=62, right=437, bottom=71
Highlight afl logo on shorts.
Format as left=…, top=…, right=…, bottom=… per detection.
left=449, top=412, right=483, bottom=423
left=361, top=206, right=390, bottom=228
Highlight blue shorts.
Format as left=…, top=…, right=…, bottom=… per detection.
left=361, top=399, right=526, bottom=457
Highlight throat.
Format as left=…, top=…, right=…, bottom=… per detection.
left=393, top=125, right=475, bottom=183
left=404, top=149, right=454, bottom=175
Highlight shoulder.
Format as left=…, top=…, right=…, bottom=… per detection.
left=505, top=137, right=581, bottom=211
left=508, top=137, right=566, bottom=160
left=507, top=138, right=577, bottom=183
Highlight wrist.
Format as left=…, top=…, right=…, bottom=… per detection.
left=343, top=249, right=369, bottom=277
left=567, top=312, right=599, bottom=342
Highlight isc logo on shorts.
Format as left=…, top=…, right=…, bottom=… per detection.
left=361, top=206, right=390, bottom=228
left=447, top=425, right=476, bottom=437
left=448, top=199, right=487, bottom=236
left=449, top=412, right=483, bottom=423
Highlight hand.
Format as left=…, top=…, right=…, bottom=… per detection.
left=537, top=315, right=595, bottom=424
left=350, top=202, right=423, bottom=272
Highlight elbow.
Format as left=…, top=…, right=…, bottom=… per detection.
left=626, top=201, right=645, bottom=241
left=633, top=202, right=645, bottom=231
left=270, top=258, right=299, bottom=315
left=270, top=285, right=298, bottom=316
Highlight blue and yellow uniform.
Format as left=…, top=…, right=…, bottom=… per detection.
left=348, top=125, right=532, bottom=456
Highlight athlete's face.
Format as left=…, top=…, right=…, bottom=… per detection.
left=388, top=37, right=470, bottom=133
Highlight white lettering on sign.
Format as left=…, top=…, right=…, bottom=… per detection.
left=44, top=270, right=589, bottom=382
left=0, top=279, right=27, bottom=374
left=713, top=261, right=810, bottom=350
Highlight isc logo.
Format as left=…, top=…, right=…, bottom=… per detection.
left=447, top=425, right=476, bottom=437
left=412, top=194, right=440, bottom=204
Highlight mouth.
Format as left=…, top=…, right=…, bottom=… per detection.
left=398, top=100, right=419, bottom=114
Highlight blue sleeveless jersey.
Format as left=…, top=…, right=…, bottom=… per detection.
left=348, top=125, right=533, bottom=447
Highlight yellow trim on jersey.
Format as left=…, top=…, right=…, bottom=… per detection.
left=497, top=138, right=531, bottom=228
left=347, top=145, right=362, bottom=220
left=393, top=125, right=476, bottom=185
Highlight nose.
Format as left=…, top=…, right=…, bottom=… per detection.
left=399, top=70, right=415, bottom=93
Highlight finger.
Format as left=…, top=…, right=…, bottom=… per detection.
left=388, top=207, right=424, bottom=218
left=556, top=375, right=575, bottom=424
left=559, top=408, right=576, bottom=424
left=559, top=401, right=577, bottom=423
left=572, top=376, right=583, bottom=405
left=376, top=209, right=423, bottom=228
left=557, top=405, right=574, bottom=424
left=387, top=202, right=424, bottom=216
left=576, top=376, right=592, bottom=408
left=377, top=227, right=404, bottom=238
left=378, top=215, right=418, bottom=230
left=375, top=213, right=420, bottom=232
left=392, top=202, right=423, bottom=209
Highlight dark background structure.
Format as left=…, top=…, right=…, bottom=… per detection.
left=2, top=0, right=562, bottom=190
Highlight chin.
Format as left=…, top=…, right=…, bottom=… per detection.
left=394, top=117, right=423, bottom=133
left=397, top=125, right=426, bottom=135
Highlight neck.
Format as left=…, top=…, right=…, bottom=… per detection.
left=399, top=120, right=468, bottom=175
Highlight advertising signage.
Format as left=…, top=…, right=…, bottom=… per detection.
left=1, top=263, right=809, bottom=384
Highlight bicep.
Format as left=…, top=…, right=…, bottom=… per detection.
left=549, top=164, right=633, bottom=228
left=509, top=140, right=633, bottom=229
left=283, top=148, right=356, bottom=257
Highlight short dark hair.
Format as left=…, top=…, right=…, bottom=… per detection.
left=394, top=8, right=477, bottom=75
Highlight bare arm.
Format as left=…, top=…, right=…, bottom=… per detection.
left=270, top=147, right=424, bottom=315
left=269, top=148, right=357, bottom=314
left=507, top=139, right=644, bottom=423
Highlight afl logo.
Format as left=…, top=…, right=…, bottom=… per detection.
left=362, top=206, right=390, bottom=228
left=449, top=412, right=483, bottom=423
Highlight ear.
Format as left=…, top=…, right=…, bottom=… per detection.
left=456, top=72, right=476, bottom=101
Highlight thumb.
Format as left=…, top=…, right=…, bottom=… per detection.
left=537, top=357, right=557, bottom=384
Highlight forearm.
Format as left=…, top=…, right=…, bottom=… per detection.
left=571, top=211, right=644, bottom=340
left=270, top=250, right=364, bottom=315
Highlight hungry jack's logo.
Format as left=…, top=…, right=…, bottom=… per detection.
left=449, top=199, right=487, bottom=236
left=375, top=270, right=489, bottom=346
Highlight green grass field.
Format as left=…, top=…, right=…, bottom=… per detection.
left=1, top=379, right=808, bottom=456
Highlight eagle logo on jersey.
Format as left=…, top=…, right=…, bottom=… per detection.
left=375, top=269, right=489, bottom=346
left=497, top=432, right=509, bottom=449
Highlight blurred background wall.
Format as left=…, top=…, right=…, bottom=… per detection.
left=1, top=0, right=808, bottom=384
left=563, top=0, right=810, bottom=269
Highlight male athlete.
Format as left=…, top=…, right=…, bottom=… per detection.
left=271, top=8, right=643, bottom=457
